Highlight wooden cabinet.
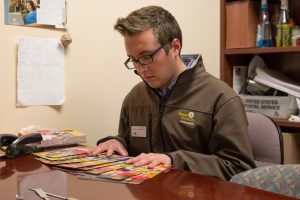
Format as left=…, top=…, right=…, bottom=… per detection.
left=220, top=0, right=300, bottom=132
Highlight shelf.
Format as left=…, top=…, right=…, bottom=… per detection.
left=221, top=0, right=300, bottom=132
left=274, top=119, right=300, bottom=128
left=225, top=46, right=300, bottom=55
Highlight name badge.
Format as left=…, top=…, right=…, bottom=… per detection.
left=131, top=126, right=146, bottom=137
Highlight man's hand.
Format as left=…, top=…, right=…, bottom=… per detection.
left=125, top=153, right=171, bottom=168
left=88, top=139, right=128, bottom=157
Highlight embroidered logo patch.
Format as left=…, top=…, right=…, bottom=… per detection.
left=178, top=111, right=195, bottom=125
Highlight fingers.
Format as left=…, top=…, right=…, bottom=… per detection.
left=125, top=153, right=171, bottom=168
left=90, top=144, right=107, bottom=156
left=88, top=139, right=128, bottom=157
left=116, top=145, right=129, bottom=156
left=125, top=153, right=145, bottom=164
left=87, top=145, right=105, bottom=156
left=148, top=159, right=160, bottom=168
left=106, top=147, right=114, bottom=157
left=130, top=155, right=149, bottom=167
left=89, top=140, right=171, bottom=169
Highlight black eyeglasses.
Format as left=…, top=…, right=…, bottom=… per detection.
left=124, top=42, right=169, bottom=70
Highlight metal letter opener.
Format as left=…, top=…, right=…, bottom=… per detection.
left=28, top=188, right=79, bottom=200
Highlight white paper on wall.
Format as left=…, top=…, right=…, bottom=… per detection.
left=37, top=0, right=66, bottom=28
left=17, top=37, right=65, bottom=106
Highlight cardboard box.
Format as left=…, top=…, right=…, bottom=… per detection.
left=240, top=95, right=299, bottom=119
left=283, top=132, right=300, bottom=164
left=226, top=0, right=259, bottom=49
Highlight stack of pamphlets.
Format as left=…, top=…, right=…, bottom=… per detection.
left=33, top=146, right=168, bottom=184
left=19, top=126, right=86, bottom=148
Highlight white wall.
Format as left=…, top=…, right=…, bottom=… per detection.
left=0, top=0, right=220, bottom=146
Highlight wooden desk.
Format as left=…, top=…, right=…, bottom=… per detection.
left=0, top=155, right=296, bottom=200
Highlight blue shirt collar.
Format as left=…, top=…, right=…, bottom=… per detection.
left=154, top=54, right=200, bottom=98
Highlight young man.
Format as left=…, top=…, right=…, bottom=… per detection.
left=90, top=6, right=255, bottom=180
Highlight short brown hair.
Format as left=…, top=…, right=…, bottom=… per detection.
left=114, top=6, right=182, bottom=51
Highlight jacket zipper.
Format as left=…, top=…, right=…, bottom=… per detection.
left=148, top=112, right=153, bottom=152
left=159, top=101, right=166, bottom=151
left=143, top=68, right=189, bottom=152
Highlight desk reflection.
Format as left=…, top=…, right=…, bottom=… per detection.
left=0, top=155, right=41, bottom=179
left=1, top=155, right=296, bottom=200
left=18, top=170, right=68, bottom=200
left=127, top=169, right=245, bottom=200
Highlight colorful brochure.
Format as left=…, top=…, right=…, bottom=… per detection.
left=33, top=146, right=168, bottom=184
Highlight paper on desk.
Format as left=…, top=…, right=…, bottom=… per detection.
left=17, top=37, right=65, bottom=106
left=37, top=0, right=66, bottom=28
left=254, top=65, right=300, bottom=99
left=249, top=55, right=300, bottom=98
